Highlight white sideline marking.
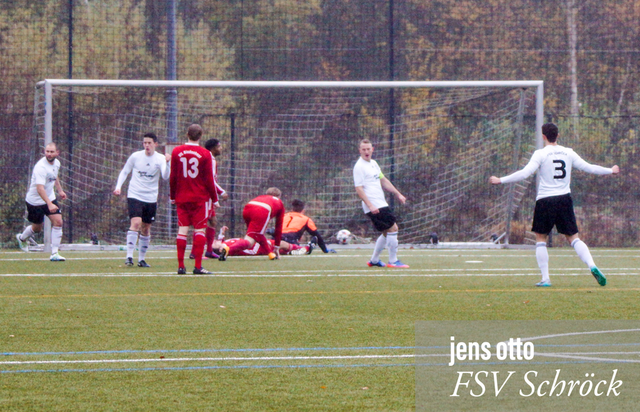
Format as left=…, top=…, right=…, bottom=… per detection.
left=2, top=251, right=638, bottom=262
left=0, top=270, right=636, bottom=278
left=0, top=354, right=414, bottom=366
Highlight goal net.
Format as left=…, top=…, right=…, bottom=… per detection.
left=33, top=80, right=543, bottom=249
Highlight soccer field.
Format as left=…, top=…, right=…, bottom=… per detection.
left=1, top=247, right=639, bottom=411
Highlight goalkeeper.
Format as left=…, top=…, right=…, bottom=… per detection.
left=280, top=199, right=335, bottom=253
left=490, top=122, right=619, bottom=287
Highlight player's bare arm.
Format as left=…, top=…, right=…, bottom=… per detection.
left=380, top=177, right=406, bottom=204
left=612, top=165, right=620, bottom=174
left=36, top=184, right=58, bottom=213
left=355, top=186, right=378, bottom=214
left=489, top=176, right=501, bottom=185
left=54, top=179, right=67, bottom=200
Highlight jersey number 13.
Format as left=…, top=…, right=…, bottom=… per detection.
left=180, top=157, right=199, bottom=178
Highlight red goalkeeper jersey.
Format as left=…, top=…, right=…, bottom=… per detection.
left=170, top=143, right=218, bottom=204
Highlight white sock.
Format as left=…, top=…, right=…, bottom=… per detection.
left=371, top=234, right=386, bottom=263
left=126, top=230, right=139, bottom=259
left=386, top=231, right=399, bottom=263
left=20, top=226, right=36, bottom=241
left=51, top=226, right=63, bottom=254
left=571, top=238, right=595, bottom=268
left=536, top=242, right=550, bottom=282
left=138, top=235, right=150, bottom=261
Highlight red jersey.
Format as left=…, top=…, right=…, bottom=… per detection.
left=212, top=155, right=225, bottom=197
left=245, top=194, right=285, bottom=245
left=170, top=143, right=218, bottom=204
left=224, top=238, right=275, bottom=256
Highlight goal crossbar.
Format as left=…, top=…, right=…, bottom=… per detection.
left=39, top=79, right=544, bottom=146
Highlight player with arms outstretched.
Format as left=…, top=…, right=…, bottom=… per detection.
left=490, top=122, right=619, bottom=287
left=218, top=187, right=285, bottom=261
left=114, top=132, right=170, bottom=268
left=170, top=124, right=219, bottom=274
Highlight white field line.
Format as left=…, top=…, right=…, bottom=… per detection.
left=0, top=269, right=637, bottom=278
left=0, top=354, right=415, bottom=366
left=4, top=351, right=640, bottom=367
left=1, top=251, right=639, bottom=262
left=534, top=353, right=640, bottom=363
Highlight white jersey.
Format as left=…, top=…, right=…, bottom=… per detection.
left=25, top=157, right=61, bottom=206
left=353, top=157, right=388, bottom=213
left=115, top=150, right=170, bottom=203
left=500, top=144, right=613, bottom=200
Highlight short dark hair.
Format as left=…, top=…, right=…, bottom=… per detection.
left=143, top=132, right=158, bottom=143
left=542, top=123, right=559, bottom=143
left=187, top=124, right=203, bottom=141
left=291, top=199, right=305, bottom=212
left=205, top=138, right=220, bottom=151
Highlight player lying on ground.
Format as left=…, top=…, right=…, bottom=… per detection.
left=281, top=199, right=336, bottom=253
left=214, top=226, right=313, bottom=259
left=217, top=187, right=286, bottom=260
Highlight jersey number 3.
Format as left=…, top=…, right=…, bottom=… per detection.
left=180, top=157, right=199, bottom=178
left=553, top=160, right=566, bottom=179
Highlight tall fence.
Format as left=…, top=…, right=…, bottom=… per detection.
left=2, top=0, right=640, bottom=247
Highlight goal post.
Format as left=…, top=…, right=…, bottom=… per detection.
left=34, top=79, right=544, bottom=252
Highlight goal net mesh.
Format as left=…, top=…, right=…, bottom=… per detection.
left=33, top=84, right=537, bottom=246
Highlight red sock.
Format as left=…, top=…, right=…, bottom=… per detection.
left=176, top=234, right=187, bottom=268
left=192, top=232, right=206, bottom=268
left=205, top=226, right=216, bottom=253
left=251, top=234, right=270, bottom=253
left=227, top=238, right=251, bottom=255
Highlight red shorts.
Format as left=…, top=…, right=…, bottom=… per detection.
left=176, top=202, right=211, bottom=229
left=225, top=238, right=275, bottom=256
left=243, top=202, right=273, bottom=236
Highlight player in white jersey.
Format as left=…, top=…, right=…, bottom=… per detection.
left=490, top=123, right=619, bottom=287
left=114, top=133, right=170, bottom=267
left=16, top=143, right=67, bottom=261
left=354, top=139, right=409, bottom=268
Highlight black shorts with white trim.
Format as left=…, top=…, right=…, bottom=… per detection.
left=127, top=198, right=157, bottom=224
left=532, top=193, right=579, bottom=236
left=366, top=206, right=397, bottom=232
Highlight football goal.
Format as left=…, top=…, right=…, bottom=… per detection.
left=33, top=80, right=544, bottom=251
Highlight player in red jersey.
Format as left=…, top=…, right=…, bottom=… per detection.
left=169, top=124, right=219, bottom=274
left=189, top=138, right=227, bottom=260
left=213, top=226, right=312, bottom=257
left=218, top=187, right=285, bottom=261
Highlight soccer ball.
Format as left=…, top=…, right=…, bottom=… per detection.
left=336, top=229, right=352, bottom=245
